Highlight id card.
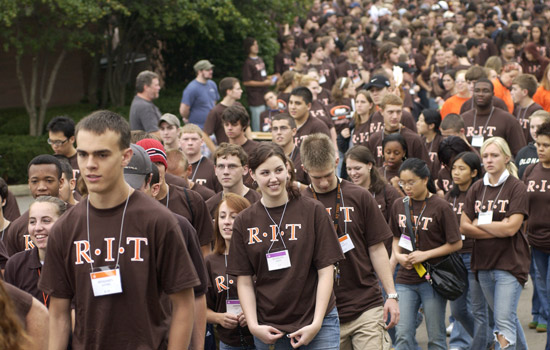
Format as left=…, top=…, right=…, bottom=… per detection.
left=478, top=211, right=493, bottom=225
left=414, top=263, right=427, bottom=278
left=472, top=135, right=484, bottom=147
left=319, top=75, right=327, bottom=84
left=352, top=76, right=361, bottom=84
left=266, top=250, right=291, bottom=271
left=260, top=69, right=267, bottom=77
left=398, top=234, right=413, bottom=251
left=358, top=45, right=364, bottom=52
left=339, top=234, right=355, bottom=254
left=226, top=300, right=242, bottom=315
left=90, top=267, right=122, bottom=297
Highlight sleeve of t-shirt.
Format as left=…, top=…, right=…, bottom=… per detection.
left=226, top=215, right=255, bottom=276
left=191, top=193, right=215, bottom=247
left=205, top=258, right=217, bottom=310
left=38, top=221, right=74, bottom=299
left=411, top=136, right=432, bottom=166
left=312, top=202, right=344, bottom=269
left=362, top=191, right=393, bottom=246
left=242, top=60, right=253, bottom=82
left=389, top=199, right=404, bottom=238
left=505, top=181, right=529, bottom=219
left=506, top=119, right=527, bottom=156
left=157, top=220, right=200, bottom=294
left=439, top=200, right=462, bottom=243
left=138, top=105, right=160, bottom=133
left=335, top=63, right=346, bottom=78
left=181, top=84, right=196, bottom=106
left=4, top=257, right=17, bottom=285
left=402, top=111, right=417, bottom=132
left=204, top=107, right=218, bottom=136
left=179, top=216, right=208, bottom=297
left=462, top=183, right=479, bottom=222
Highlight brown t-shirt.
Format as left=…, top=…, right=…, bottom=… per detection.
left=351, top=120, right=372, bottom=147
left=294, top=116, right=331, bottom=149
left=372, top=183, right=403, bottom=223
left=260, top=109, right=282, bottom=132
left=5, top=210, right=31, bottom=256
left=191, top=156, right=222, bottom=193
left=317, top=88, right=332, bottom=106
left=368, top=127, right=431, bottom=168
left=459, top=96, right=508, bottom=114
left=390, top=195, right=461, bottom=284
left=523, top=163, right=550, bottom=253
left=289, top=146, right=310, bottom=185
left=463, top=176, right=530, bottom=285
left=303, top=180, right=393, bottom=323
left=461, top=106, right=527, bottom=156
left=474, top=38, right=498, bottom=66
left=165, top=172, right=188, bottom=189
left=240, top=139, right=260, bottom=158
left=423, top=134, right=444, bottom=180
left=204, top=103, right=230, bottom=144
left=242, top=57, right=269, bottom=107
left=4, top=190, right=21, bottom=221
left=379, top=165, right=400, bottom=184
left=369, top=110, right=418, bottom=134
left=274, top=51, right=293, bottom=75
left=190, top=183, right=216, bottom=201
left=5, top=248, right=48, bottom=306
left=437, top=166, right=453, bottom=194
left=335, top=61, right=361, bottom=82
left=4, top=282, right=33, bottom=328
left=205, top=253, right=254, bottom=347
left=445, top=190, right=473, bottom=254
left=310, top=62, right=337, bottom=90
left=38, top=191, right=200, bottom=350
left=159, top=185, right=214, bottom=247
left=226, top=196, right=344, bottom=333
left=310, top=101, right=334, bottom=130
left=513, top=102, right=543, bottom=144
left=206, top=189, right=262, bottom=219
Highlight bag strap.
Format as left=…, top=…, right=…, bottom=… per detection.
left=403, top=196, right=417, bottom=250
left=183, top=187, right=195, bottom=224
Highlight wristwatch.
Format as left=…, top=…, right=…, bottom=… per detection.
left=387, top=293, right=399, bottom=301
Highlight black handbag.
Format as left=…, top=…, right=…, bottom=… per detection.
left=403, top=197, right=468, bottom=301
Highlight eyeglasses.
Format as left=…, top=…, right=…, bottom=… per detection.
left=47, top=138, right=69, bottom=147
left=398, top=179, right=420, bottom=188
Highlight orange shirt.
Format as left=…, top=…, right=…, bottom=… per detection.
left=533, top=85, right=550, bottom=112
left=441, top=95, right=470, bottom=119
left=492, top=78, right=514, bottom=114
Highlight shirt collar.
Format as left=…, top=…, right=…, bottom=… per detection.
left=483, top=169, right=510, bottom=187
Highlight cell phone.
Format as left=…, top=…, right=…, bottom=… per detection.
left=271, top=76, right=278, bottom=83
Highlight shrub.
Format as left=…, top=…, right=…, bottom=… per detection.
left=0, top=135, right=51, bottom=184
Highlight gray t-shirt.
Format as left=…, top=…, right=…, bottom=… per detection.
left=129, top=95, right=161, bottom=132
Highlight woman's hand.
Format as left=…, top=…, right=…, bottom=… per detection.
left=218, top=313, right=239, bottom=329
left=408, top=250, right=430, bottom=264
left=395, top=252, right=413, bottom=270
left=341, top=128, right=351, bottom=138
left=238, top=312, right=248, bottom=327
left=288, top=323, right=322, bottom=348
left=249, top=324, right=284, bottom=344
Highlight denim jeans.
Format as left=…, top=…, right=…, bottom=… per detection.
left=395, top=282, right=447, bottom=350
left=530, top=251, right=548, bottom=325
left=220, top=340, right=256, bottom=350
left=449, top=253, right=474, bottom=349
left=477, top=270, right=527, bottom=350
left=248, top=105, right=266, bottom=132
left=253, top=307, right=340, bottom=350
left=531, top=248, right=550, bottom=350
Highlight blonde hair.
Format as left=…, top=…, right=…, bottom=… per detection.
left=181, top=123, right=203, bottom=138
left=480, top=137, right=518, bottom=178
left=300, top=133, right=336, bottom=170
left=529, top=110, right=550, bottom=122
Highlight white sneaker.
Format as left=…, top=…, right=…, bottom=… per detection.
left=446, top=323, right=453, bottom=336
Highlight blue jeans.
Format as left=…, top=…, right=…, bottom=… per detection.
left=450, top=253, right=473, bottom=349
left=253, top=307, right=340, bottom=350
left=531, top=248, right=550, bottom=350
left=477, top=270, right=527, bottom=350
left=249, top=105, right=266, bottom=132
left=395, top=282, right=447, bottom=350
left=469, top=269, right=495, bottom=349
left=530, top=252, right=548, bottom=325
left=220, top=340, right=256, bottom=350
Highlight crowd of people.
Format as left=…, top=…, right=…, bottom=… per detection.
left=2, top=0, right=550, bottom=349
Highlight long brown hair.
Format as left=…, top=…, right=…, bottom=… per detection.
left=353, top=90, right=374, bottom=126
left=345, top=145, right=387, bottom=194
left=0, top=281, right=29, bottom=350
left=213, top=193, right=251, bottom=255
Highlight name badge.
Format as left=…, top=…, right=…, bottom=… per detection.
left=352, top=76, right=361, bottom=84
left=461, top=235, right=465, bottom=240
left=260, top=69, right=267, bottom=77
left=358, top=45, right=364, bottom=52
left=266, top=250, right=291, bottom=271
left=398, top=234, right=413, bottom=251
left=226, top=300, right=242, bottom=315
left=472, top=135, right=484, bottom=147
left=339, top=234, right=355, bottom=253
left=90, top=267, right=122, bottom=297
left=319, top=75, right=327, bottom=84
left=478, top=211, right=493, bottom=225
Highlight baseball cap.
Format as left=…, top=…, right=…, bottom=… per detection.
left=124, top=144, right=153, bottom=190
left=136, top=138, right=168, bottom=169
left=159, top=113, right=181, bottom=127
left=396, top=62, right=417, bottom=74
left=194, top=60, right=214, bottom=72
left=364, top=75, right=391, bottom=90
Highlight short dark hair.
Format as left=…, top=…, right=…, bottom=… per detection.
left=466, top=38, right=480, bottom=50
left=46, top=116, right=76, bottom=138
left=537, top=121, right=550, bottom=138
left=465, top=65, right=488, bottom=81
left=222, top=104, right=250, bottom=131
left=474, top=78, right=494, bottom=92
left=452, top=44, right=468, bottom=58
left=76, top=110, right=131, bottom=150
left=0, top=178, right=7, bottom=205
left=440, top=113, right=464, bottom=132
left=53, top=155, right=74, bottom=181
left=421, top=109, right=442, bottom=134
left=290, top=86, right=313, bottom=105
left=382, top=133, right=408, bottom=158
left=399, top=158, right=437, bottom=194
left=135, top=70, right=158, bottom=93
left=307, top=42, right=322, bottom=59
left=437, top=136, right=471, bottom=166
left=419, top=37, right=435, bottom=51
left=272, top=113, right=297, bottom=128
left=291, top=48, right=306, bottom=62
left=344, top=40, right=358, bottom=51
left=449, top=151, right=482, bottom=197
left=219, top=77, right=239, bottom=98
left=28, top=155, right=62, bottom=180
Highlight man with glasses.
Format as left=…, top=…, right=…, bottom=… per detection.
left=47, top=116, right=79, bottom=177
left=179, top=60, right=220, bottom=129
left=205, top=143, right=261, bottom=218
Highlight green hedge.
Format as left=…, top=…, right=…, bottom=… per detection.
left=0, top=135, right=52, bottom=185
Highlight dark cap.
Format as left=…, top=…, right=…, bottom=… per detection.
left=364, top=75, right=391, bottom=90
left=124, top=144, right=153, bottom=190
left=396, top=62, right=417, bottom=74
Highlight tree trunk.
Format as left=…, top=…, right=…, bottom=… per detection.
left=37, top=49, right=66, bottom=135
left=15, top=54, right=38, bottom=136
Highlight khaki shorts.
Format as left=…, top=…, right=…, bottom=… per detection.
left=340, top=305, right=391, bottom=350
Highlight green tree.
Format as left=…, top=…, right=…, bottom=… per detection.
left=0, top=0, right=123, bottom=136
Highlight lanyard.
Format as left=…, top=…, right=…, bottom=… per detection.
left=472, top=106, right=495, bottom=135
left=224, top=254, right=231, bottom=300
left=310, top=179, right=346, bottom=236
left=190, top=156, right=203, bottom=182
left=86, top=188, right=130, bottom=271
left=409, top=200, right=428, bottom=243
left=164, top=186, right=170, bottom=208
left=263, top=201, right=289, bottom=253
left=289, top=146, right=297, bottom=163
left=37, top=269, right=49, bottom=306
left=480, top=178, right=508, bottom=211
